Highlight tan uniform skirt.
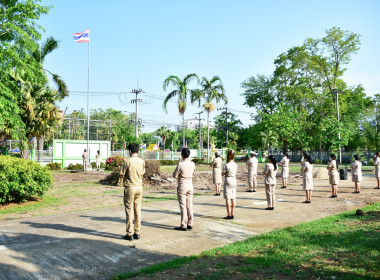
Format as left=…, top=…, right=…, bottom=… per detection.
left=223, top=177, right=237, bottom=200
left=329, top=174, right=339, bottom=185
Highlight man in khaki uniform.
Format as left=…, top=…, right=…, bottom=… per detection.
left=119, top=143, right=145, bottom=240
left=246, top=151, right=258, bottom=192
left=173, top=148, right=196, bottom=231
left=82, top=149, right=88, bottom=172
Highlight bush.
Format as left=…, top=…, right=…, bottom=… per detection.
left=368, top=158, right=374, bottom=166
left=46, top=162, right=62, bottom=170
left=105, top=156, right=125, bottom=170
left=91, top=162, right=106, bottom=169
left=66, top=163, right=83, bottom=170
left=0, top=155, right=53, bottom=203
left=160, top=160, right=178, bottom=166
left=192, top=158, right=205, bottom=164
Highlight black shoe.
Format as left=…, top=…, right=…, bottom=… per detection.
left=133, top=233, right=140, bottom=240
left=223, top=216, right=231, bottom=219
left=218, top=193, right=221, bottom=196
left=302, top=201, right=309, bottom=203
left=307, top=201, right=311, bottom=204
left=187, top=225, right=192, bottom=230
left=230, top=215, right=234, bottom=219
left=174, top=227, right=187, bottom=231
left=265, top=207, right=271, bottom=210
left=281, top=186, right=286, bottom=189
left=124, top=235, right=133, bottom=241
left=270, top=207, right=274, bottom=210
left=214, top=193, right=219, bottom=196
left=330, top=195, right=336, bottom=198
left=253, top=190, right=257, bottom=192
left=246, top=190, right=253, bottom=192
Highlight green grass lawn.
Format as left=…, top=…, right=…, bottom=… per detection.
left=113, top=202, right=380, bottom=280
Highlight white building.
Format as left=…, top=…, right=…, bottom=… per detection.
left=175, top=118, right=215, bottom=131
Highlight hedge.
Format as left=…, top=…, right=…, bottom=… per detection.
left=0, top=155, right=53, bottom=203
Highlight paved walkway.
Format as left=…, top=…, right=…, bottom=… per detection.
left=0, top=179, right=379, bottom=280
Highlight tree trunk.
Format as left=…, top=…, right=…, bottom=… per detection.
left=207, top=110, right=210, bottom=163
left=37, top=136, right=44, bottom=162
left=182, top=114, right=185, bottom=148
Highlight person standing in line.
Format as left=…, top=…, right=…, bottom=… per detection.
left=119, top=143, right=145, bottom=240
left=246, top=151, right=258, bottom=192
left=374, top=152, right=380, bottom=189
left=82, top=149, right=88, bottom=173
left=173, top=148, right=196, bottom=231
left=95, top=150, right=101, bottom=171
left=210, top=151, right=223, bottom=196
left=222, top=150, right=238, bottom=219
left=263, top=155, right=277, bottom=210
left=280, top=152, right=289, bottom=189
left=327, top=154, right=339, bottom=198
left=351, top=154, right=362, bottom=193
left=301, top=154, right=313, bottom=203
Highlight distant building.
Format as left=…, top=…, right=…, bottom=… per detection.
left=175, top=119, right=215, bottom=131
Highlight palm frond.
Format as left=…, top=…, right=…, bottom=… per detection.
left=162, top=90, right=179, bottom=113
left=163, top=75, right=181, bottom=91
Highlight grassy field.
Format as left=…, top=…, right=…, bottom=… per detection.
left=113, top=202, right=380, bottom=280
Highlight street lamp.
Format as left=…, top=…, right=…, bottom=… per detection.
left=331, top=89, right=342, bottom=164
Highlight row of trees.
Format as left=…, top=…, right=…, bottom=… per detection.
left=0, top=0, right=67, bottom=157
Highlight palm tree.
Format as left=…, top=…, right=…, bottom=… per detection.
left=163, top=74, right=199, bottom=147
left=193, top=76, right=227, bottom=162
left=157, top=126, right=169, bottom=150
left=260, top=130, right=278, bottom=154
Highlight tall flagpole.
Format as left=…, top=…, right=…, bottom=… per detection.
left=87, top=27, right=90, bottom=162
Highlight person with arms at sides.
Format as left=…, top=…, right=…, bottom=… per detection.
left=246, top=151, right=258, bottom=192
left=374, top=152, right=380, bottom=189
left=210, top=151, right=223, bottom=196
left=327, top=154, right=339, bottom=198
left=119, top=143, right=145, bottom=241
left=95, top=150, right=101, bottom=171
left=82, top=149, right=88, bottom=173
left=301, top=154, right=313, bottom=203
left=263, top=155, right=277, bottom=210
left=222, top=150, right=238, bottom=219
left=173, top=148, right=196, bottom=231
left=280, top=152, right=289, bottom=189
left=351, top=154, right=362, bottom=193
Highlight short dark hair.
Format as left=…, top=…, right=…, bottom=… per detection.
left=354, top=154, right=360, bottom=161
left=181, top=148, right=190, bottom=158
left=128, top=143, right=139, bottom=154
left=268, top=155, right=277, bottom=171
left=305, top=154, right=313, bottom=164
left=84, top=149, right=87, bottom=152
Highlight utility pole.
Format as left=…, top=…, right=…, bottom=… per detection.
left=218, top=107, right=231, bottom=144
left=194, top=111, right=204, bottom=149
left=130, top=82, right=144, bottom=139
left=332, top=89, right=342, bottom=164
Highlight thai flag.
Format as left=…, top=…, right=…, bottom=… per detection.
left=73, top=29, right=90, bottom=43
left=28, top=137, right=34, bottom=144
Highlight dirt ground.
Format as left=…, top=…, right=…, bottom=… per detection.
left=1, top=165, right=379, bottom=221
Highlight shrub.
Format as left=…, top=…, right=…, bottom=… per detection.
left=368, top=158, right=374, bottom=166
left=46, top=162, right=62, bottom=170
left=192, top=158, right=205, bottom=164
left=105, top=156, right=125, bottom=170
left=0, top=155, right=53, bottom=203
left=66, top=163, right=83, bottom=170
left=91, top=162, right=106, bottom=169
left=160, top=160, right=178, bottom=166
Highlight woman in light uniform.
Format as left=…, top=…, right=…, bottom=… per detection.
left=374, top=152, right=380, bottom=189
left=350, top=154, right=362, bottom=193
left=263, top=155, right=277, bottom=210
left=280, top=152, right=289, bottom=188
left=210, top=151, right=223, bottom=196
left=327, top=154, right=339, bottom=198
left=222, top=150, right=238, bottom=219
left=301, top=154, right=313, bottom=203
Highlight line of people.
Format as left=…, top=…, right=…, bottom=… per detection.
left=118, top=143, right=379, bottom=241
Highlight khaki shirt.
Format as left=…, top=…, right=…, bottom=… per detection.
left=173, top=158, right=195, bottom=184
left=263, top=163, right=277, bottom=185
left=246, top=157, right=258, bottom=175
left=119, top=154, right=145, bottom=187
left=350, top=160, right=362, bottom=176
left=210, top=157, right=222, bottom=169
left=327, top=160, right=339, bottom=176
left=82, top=152, right=88, bottom=160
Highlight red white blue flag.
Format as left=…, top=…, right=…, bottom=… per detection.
left=73, top=29, right=90, bottom=43
left=27, top=137, right=34, bottom=144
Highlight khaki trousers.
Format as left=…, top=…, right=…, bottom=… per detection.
left=248, top=173, right=257, bottom=191
left=83, top=160, right=87, bottom=171
left=265, top=184, right=275, bottom=208
left=124, top=186, right=143, bottom=236
left=177, top=183, right=193, bottom=228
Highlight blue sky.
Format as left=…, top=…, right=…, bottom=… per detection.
left=39, top=0, right=380, bottom=132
